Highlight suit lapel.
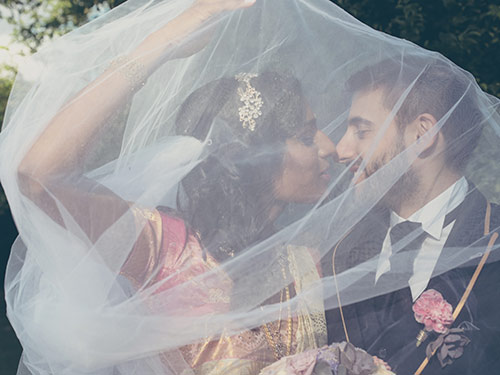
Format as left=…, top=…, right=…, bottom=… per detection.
left=442, top=183, right=487, bottom=250
left=328, top=207, right=390, bottom=348
left=432, top=184, right=488, bottom=281
left=427, top=184, right=489, bottom=326
left=333, top=206, right=389, bottom=274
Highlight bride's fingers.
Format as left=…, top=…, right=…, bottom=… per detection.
left=226, top=0, right=256, bottom=10
left=193, top=0, right=256, bottom=16
left=204, top=0, right=256, bottom=8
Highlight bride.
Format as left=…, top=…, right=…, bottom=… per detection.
left=6, top=1, right=336, bottom=374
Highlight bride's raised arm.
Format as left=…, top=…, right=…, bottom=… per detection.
left=16, top=0, right=255, bottom=242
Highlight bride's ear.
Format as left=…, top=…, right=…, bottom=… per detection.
left=414, top=113, right=439, bottom=156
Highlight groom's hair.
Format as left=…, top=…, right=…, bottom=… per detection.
left=345, top=55, right=485, bottom=172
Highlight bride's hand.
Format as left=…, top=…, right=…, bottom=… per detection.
left=190, top=0, right=256, bottom=20
left=150, top=0, right=256, bottom=59
left=16, top=0, right=259, bottom=244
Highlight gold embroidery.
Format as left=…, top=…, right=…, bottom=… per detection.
left=131, top=205, right=161, bottom=222
left=195, top=358, right=269, bottom=375
left=208, top=288, right=230, bottom=304
left=154, top=238, right=326, bottom=373
left=287, top=245, right=328, bottom=351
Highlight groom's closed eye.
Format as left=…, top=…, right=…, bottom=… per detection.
left=348, top=117, right=374, bottom=139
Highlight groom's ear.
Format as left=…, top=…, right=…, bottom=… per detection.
left=414, top=113, right=439, bottom=156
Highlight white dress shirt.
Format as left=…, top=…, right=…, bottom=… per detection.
left=375, top=177, right=469, bottom=301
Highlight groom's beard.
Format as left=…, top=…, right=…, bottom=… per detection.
left=362, top=135, right=420, bottom=211
left=382, top=165, right=420, bottom=212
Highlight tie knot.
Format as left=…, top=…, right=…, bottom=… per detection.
left=389, top=221, right=425, bottom=252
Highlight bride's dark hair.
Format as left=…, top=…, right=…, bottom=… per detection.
left=175, top=71, right=307, bottom=261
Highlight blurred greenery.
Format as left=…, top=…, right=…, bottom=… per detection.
left=0, top=64, right=15, bottom=128
left=332, top=0, right=500, bottom=97
left=0, top=0, right=499, bottom=373
left=1, top=0, right=127, bottom=52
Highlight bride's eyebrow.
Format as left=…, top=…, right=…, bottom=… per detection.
left=348, top=116, right=374, bottom=128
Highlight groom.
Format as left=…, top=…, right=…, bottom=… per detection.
left=325, top=57, right=500, bottom=374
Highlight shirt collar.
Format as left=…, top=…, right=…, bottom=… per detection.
left=390, top=177, right=468, bottom=240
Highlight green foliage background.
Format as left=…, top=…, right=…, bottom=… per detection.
left=335, top=0, right=500, bottom=97
left=0, top=1, right=499, bottom=373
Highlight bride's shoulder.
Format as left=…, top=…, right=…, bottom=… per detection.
left=154, top=206, right=219, bottom=271
left=131, top=205, right=189, bottom=249
left=122, top=206, right=199, bottom=287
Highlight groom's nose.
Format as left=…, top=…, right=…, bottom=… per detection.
left=336, top=131, right=357, bottom=163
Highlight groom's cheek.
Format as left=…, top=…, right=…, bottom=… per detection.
left=353, top=169, right=368, bottom=185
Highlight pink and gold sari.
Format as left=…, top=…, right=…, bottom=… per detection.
left=121, top=208, right=327, bottom=375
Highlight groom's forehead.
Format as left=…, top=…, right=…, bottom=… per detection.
left=348, top=116, right=375, bottom=128
left=348, top=89, right=394, bottom=126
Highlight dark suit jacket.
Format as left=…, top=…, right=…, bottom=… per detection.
left=325, top=185, right=500, bottom=375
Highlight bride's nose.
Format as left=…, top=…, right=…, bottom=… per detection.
left=316, top=130, right=337, bottom=161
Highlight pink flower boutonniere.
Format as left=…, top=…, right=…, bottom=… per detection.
left=412, top=289, right=454, bottom=346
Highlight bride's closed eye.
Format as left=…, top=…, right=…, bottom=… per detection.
left=295, top=117, right=318, bottom=146
left=296, top=127, right=317, bottom=146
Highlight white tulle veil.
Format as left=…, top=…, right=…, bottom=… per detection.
left=1, top=0, right=499, bottom=374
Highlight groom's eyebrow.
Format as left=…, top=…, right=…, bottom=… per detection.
left=348, top=116, right=374, bottom=128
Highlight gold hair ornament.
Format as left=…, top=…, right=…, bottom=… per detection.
left=235, top=73, right=263, bottom=132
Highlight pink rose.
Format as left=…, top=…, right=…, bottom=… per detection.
left=285, top=349, right=318, bottom=375
left=413, top=289, right=453, bottom=334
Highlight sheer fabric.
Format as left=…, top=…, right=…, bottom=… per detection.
left=0, top=0, right=499, bottom=374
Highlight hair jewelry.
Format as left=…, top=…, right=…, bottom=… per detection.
left=235, top=73, right=263, bottom=131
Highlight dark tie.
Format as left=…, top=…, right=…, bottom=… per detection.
left=376, top=221, right=426, bottom=286
left=381, top=201, right=463, bottom=285
left=389, top=221, right=426, bottom=253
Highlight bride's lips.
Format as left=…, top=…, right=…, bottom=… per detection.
left=319, top=166, right=331, bottom=182
left=320, top=172, right=331, bottom=182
